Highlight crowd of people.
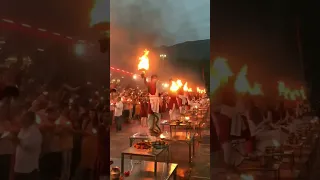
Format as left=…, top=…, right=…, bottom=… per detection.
left=109, top=76, right=208, bottom=134
left=211, top=84, right=311, bottom=171
left=0, top=65, right=110, bottom=180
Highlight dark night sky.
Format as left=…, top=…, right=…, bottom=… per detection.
left=212, top=0, right=303, bottom=84
left=1, top=0, right=94, bottom=36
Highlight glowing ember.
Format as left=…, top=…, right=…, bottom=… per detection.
left=170, top=81, right=179, bottom=92
left=159, top=134, right=165, bottom=139
left=162, top=83, right=169, bottom=88
left=138, top=50, right=150, bottom=72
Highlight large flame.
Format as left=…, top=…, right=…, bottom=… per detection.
left=183, top=82, right=192, bottom=92
left=90, top=0, right=110, bottom=27
left=177, top=79, right=183, bottom=87
left=235, top=65, right=250, bottom=93
left=170, top=81, right=179, bottom=92
left=234, top=65, right=263, bottom=95
left=210, top=57, right=233, bottom=94
left=278, top=81, right=305, bottom=100
left=138, top=50, right=150, bottom=71
left=197, top=87, right=206, bottom=94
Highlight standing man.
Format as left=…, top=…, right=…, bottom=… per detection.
left=13, top=111, right=42, bottom=180
left=114, top=97, right=124, bottom=132
left=142, top=75, right=161, bottom=136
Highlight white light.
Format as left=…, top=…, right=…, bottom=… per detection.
left=66, top=36, right=72, bottom=39
left=74, top=43, right=85, bottom=56
left=53, top=32, right=61, bottom=36
left=2, top=19, right=14, bottom=23
left=37, top=48, right=44, bottom=52
left=121, top=76, right=124, bottom=79
left=38, top=28, right=47, bottom=32
left=21, top=24, right=31, bottom=28
left=160, top=54, right=167, bottom=58
left=0, top=41, right=5, bottom=44
left=133, top=75, right=137, bottom=80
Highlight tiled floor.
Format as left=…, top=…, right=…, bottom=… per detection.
left=110, top=114, right=211, bottom=179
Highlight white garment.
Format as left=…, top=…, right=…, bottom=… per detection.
left=230, top=100, right=247, bottom=137
left=15, top=124, right=42, bottom=173
left=114, top=101, right=124, bottom=117
left=149, top=95, right=160, bottom=113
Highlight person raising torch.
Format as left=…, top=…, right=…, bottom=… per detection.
left=141, top=74, right=162, bottom=136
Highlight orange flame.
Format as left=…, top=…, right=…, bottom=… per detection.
left=183, top=82, right=192, bottom=92
left=197, top=87, right=206, bottom=94
left=170, top=81, right=179, bottom=92
left=278, top=81, right=305, bottom=100
left=234, top=65, right=263, bottom=95
left=211, top=58, right=233, bottom=94
left=138, top=50, right=150, bottom=71
left=177, top=79, right=183, bottom=87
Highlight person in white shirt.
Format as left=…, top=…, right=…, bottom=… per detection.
left=114, top=97, right=124, bottom=131
left=13, top=111, right=42, bottom=180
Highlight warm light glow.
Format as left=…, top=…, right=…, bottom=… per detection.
left=210, top=57, right=233, bottom=94
left=133, top=74, right=137, bottom=80
left=138, top=49, right=150, bottom=72
left=160, top=134, right=165, bottom=139
left=177, top=79, right=183, bottom=87
left=197, top=87, right=206, bottom=94
left=183, top=82, right=189, bottom=91
left=278, top=81, right=305, bottom=100
left=162, top=83, right=169, bottom=88
left=185, top=117, right=190, bottom=120
left=235, top=65, right=250, bottom=93
left=170, top=81, right=179, bottom=92
left=234, top=65, right=263, bottom=95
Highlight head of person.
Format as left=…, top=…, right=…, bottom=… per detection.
left=151, top=75, right=158, bottom=83
left=117, top=97, right=121, bottom=102
left=20, top=111, right=36, bottom=128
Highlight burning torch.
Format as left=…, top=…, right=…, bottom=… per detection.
left=138, top=49, right=150, bottom=78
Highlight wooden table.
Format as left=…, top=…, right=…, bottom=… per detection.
left=112, top=158, right=178, bottom=180
left=121, top=147, right=169, bottom=176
